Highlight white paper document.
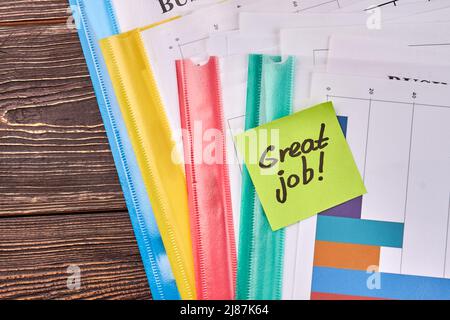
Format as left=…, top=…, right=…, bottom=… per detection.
left=111, top=0, right=222, bottom=32
left=335, top=0, right=450, bottom=13
left=294, top=72, right=450, bottom=299
left=111, top=0, right=334, bottom=33
left=327, top=34, right=450, bottom=84
left=240, top=0, right=450, bottom=34
left=280, top=22, right=450, bottom=109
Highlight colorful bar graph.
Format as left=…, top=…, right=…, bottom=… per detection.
left=314, top=241, right=380, bottom=271
left=312, top=267, right=450, bottom=300
left=316, top=216, right=404, bottom=248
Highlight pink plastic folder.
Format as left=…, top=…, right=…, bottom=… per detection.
left=176, top=57, right=236, bottom=300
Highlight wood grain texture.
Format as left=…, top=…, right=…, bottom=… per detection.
left=0, top=0, right=70, bottom=25
left=0, top=1, right=152, bottom=300
left=0, top=211, right=151, bottom=300
left=0, top=24, right=127, bottom=216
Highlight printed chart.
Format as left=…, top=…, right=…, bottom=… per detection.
left=308, top=73, right=450, bottom=300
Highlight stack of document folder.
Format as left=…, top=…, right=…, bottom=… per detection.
left=70, top=0, right=450, bottom=300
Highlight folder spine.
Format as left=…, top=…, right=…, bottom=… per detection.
left=105, top=0, right=120, bottom=34
left=176, top=57, right=237, bottom=300
left=100, top=30, right=196, bottom=300
left=237, top=54, right=295, bottom=300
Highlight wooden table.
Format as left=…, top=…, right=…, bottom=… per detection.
left=0, top=0, right=151, bottom=299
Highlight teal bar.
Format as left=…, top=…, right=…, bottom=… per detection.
left=316, top=216, right=404, bottom=248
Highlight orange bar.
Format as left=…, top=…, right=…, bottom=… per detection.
left=314, top=241, right=380, bottom=271
left=311, top=292, right=387, bottom=300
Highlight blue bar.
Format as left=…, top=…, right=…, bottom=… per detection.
left=316, top=216, right=404, bottom=248
left=337, top=116, right=348, bottom=137
left=312, top=267, right=450, bottom=300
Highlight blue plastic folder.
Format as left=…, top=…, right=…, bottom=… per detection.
left=69, top=0, right=179, bottom=299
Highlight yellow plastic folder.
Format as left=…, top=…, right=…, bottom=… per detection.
left=100, top=26, right=196, bottom=300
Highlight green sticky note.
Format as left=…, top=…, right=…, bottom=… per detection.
left=237, top=102, right=366, bottom=231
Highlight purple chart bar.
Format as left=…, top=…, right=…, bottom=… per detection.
left=320, top=196, right=363, bottom=219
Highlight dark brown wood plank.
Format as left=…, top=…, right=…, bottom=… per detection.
left=0, top=0, right=70, bottom=25
left=0, top=24, right=127, bottom=216
left=0, top=1, right=151, bottom=301
left=0, top=211, right=151, bottom=300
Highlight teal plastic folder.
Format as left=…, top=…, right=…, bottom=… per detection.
left=237, top=54, right=295, bottom=300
